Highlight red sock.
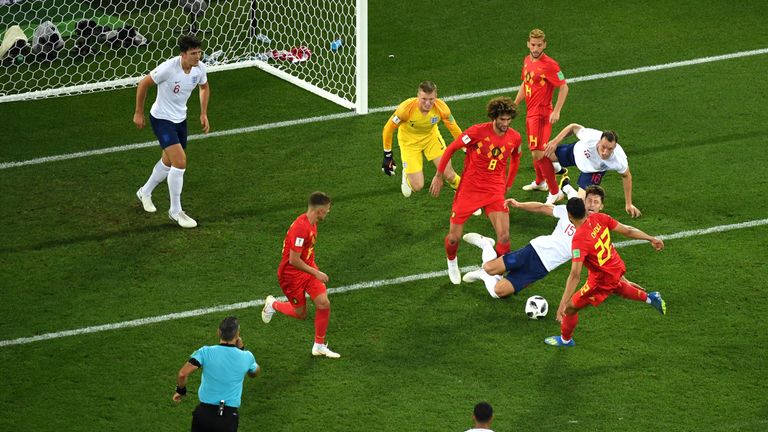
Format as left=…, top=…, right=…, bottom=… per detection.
left=615, top=281, right=648, bottom=302
left=535, top=158, right=559, bottom=194
left=314, top=308, right=330, bottom=344
left=274, top=301, right=303, bottom=319
left=533, top=160, right=543, bottom=183
left=561, top=312, right=579, bottom=341
left=445, top=236, right=459, bottom=260
left=494, top=241, right=510, bottom=256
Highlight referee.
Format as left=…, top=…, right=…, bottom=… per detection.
left=173, top=316, right=261, bottom=432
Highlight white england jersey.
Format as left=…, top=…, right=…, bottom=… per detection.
left=529, top=205, right=576, bottom=272
left=149, top=56, right=207, bottom=123
left=572, top=127, right=629, bottom=174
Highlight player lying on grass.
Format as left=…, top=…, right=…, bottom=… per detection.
left=545, top=197, right=665, bottom=347
left=462, top=185, right=605, bottom=297
left=541, top=123, right=642, bottom=217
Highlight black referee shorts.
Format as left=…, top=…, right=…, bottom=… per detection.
left=191, top=403, right=239, bottom=432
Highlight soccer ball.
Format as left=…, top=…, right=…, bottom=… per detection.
left=525, top=295, right=548, bottom=319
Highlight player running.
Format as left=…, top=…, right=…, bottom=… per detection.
left=260, top=191, right=340, bottom=358
left=430, top=96, right=523, bottom=284
left=382, top=81, right=462, bottom=197
left=543, top=123, right=643, bottom=217
left=545, top=198, right=666, bottom=347
left=514, top=28, right=570, bottom=204
left=462, top=185, right=606, bottom=298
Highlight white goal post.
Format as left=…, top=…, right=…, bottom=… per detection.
left=0, top=0, right=368, bottom=113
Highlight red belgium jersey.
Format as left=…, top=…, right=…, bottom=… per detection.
left=571, top=212, right=626, bottom=288
left=520, top=53, right=565, bottom=117
left=278, top=213, right=318, bottom=279
left=438, top=122, right=522, bottom=197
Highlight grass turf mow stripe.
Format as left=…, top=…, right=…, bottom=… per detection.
left=1, top=48, right=766, bottom=170
left=1, top=217, right=766, bottom=348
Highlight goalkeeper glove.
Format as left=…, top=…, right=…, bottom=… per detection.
left=382, top=151, right=396, bottom=176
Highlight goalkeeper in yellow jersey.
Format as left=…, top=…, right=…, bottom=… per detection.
left=382, top=81, right=462, bottom=197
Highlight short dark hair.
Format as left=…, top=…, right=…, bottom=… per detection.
left=566, top=197, right=587, bottom=219
left=474, top=402, right=493, bottom=423
left=418, top=80, right=437, bottom=94
left=601, top=130, right=619, bottom=143
left=219, top=316, right=239, bottom=341
left=178, top=35, right=202, bottom=52
left=584, top=185, right=605, bottom=202
left=308, top=191, right=331, bottom=207
left=487, top=96, right=517, bottom=120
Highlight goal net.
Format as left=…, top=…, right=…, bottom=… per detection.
left=0, top=0, right=368, bottom=113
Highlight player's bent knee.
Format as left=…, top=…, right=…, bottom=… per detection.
left=483, top=259, right=504, bottom=275
left=494, top=280, right=514, bottom=298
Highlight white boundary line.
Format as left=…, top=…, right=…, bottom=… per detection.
left=1, top=48, right=766, bottom=171
left=2, top=217, right=766, bottom=348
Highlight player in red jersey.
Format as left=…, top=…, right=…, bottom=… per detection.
left=260, top=191, right=340, bottom=358
left=514, top=28, right=569, bottom=205
left=429, top=97, right=523, bottom=285
left=545, top=198, right=666, bottom=347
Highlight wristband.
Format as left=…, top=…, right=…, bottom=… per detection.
left=175, top=385, right=187, bottom=396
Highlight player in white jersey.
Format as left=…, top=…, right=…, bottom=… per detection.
left=542, top=123, right=642, bottom=217
left=462, top=186, right=606, bottom=298
left=133, top=35, right=210, bottom=228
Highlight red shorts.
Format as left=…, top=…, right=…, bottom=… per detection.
left=525, top=115, right=553, bottom=152
left=450, top=192, right=507, bottom=224
left=571, top=279, right=629, bottom=308
left=278, top=272, right=327, bottom=307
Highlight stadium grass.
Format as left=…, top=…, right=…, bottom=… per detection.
left=2, top=1, right=768, bottom=431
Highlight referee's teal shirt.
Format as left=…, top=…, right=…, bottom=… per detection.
left=191, top=344, right=258, bottom=408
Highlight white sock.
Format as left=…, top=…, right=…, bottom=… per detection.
left=553, top=161, right=562, bottom=173
left=168, top=167, right=185, bottom=215
left=563, top=183, right=578, bottom=199
left=481, top=242, right=497, bottom=264
left=479, top=271, right=502, bottom=298
left=141, top=159, right=171, bottom=196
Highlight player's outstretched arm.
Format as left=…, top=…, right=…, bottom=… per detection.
left=613, top=223, right=664, bottom=251
left=431, top=137, right=464, bottom=197
left=544, top=123, right=582, bottom=158
left=504, top=199, right=555, bottom=216
left=620, top=166, right=641, bottom=218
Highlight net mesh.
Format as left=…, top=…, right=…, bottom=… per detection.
left=0, top=0, right=359, bottom=106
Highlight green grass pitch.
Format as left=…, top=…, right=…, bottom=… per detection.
left=1, top=1, right=767, bottom=431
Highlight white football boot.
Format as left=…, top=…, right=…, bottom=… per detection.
left=522, top=180, right=548, bottom=191
left=447, top=257, right=461, bottom=285
left=462, top=269, right=485, bottom=283
left=261, top=295, right=276, bottom=323
left=136, top=188, right=156, bottom=213
left=545, top=191, right=564, bottom=205
left=401, top=170, right=412, bottom=197
left=168, top=210, right=197, bottom=228
left=462, top=232, right=496, bottom=249
left=312, top=343, right=341, bottom=359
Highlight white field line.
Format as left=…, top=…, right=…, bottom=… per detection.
left=2, top=48, right=766, bottom=171
left=2, top=217, right=767, bottom=348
